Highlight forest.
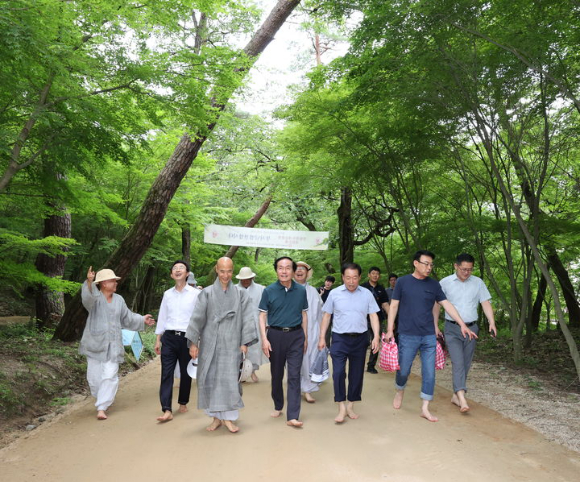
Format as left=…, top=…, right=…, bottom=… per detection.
left=1, top=0, right=579, bottom=382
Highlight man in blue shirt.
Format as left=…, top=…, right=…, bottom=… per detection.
left=438, top=253, right=497, bottom=413
left=386, top=250, right=477, bottom=422
left=259, top=257, right=308, bottom=428
left=319, top=263, right=380, bottom=423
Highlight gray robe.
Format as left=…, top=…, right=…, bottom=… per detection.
left=186, top=279, right=258, bottom=411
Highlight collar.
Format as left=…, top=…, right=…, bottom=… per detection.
left=337, top=284, right=363, bottom=293
left=276, top=280, right=296, bottom=291
left=171, top=283, right=195, bottom=293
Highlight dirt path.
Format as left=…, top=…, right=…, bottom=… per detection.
left=1, top=358, right=578, bottom=482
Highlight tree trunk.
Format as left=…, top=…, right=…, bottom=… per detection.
left=224, top=196, right=272, bottom=259
left=131, top=265, right=156, bottom=314
left=181, top=223, right=191, bottom=266
left=35, top=204, right=71, bottom=330
left=546, top=247, right=580, bottom=328
left=54, top=0, right=301, bottom=342
left=337, top=187, right=354, bottom=266
left=531, top=273, right=547, bottom=332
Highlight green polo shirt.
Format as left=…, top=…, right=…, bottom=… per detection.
left=259, top=280, right=308, bottom=327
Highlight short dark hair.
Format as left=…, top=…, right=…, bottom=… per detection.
left=388, top=273, right=398, bottom=280
left=341, top=262, right=362, bottom=275
left=368, top=266, right=381, bottom=274
left=455, top=253, right=475, bottom=264
left=413, top=250, right=436, bottom=262
left=171, top=260, right=190, bottom=272
left=273, top=256, right=297, bottom=272
left=325, top=275, right=336, bottom=282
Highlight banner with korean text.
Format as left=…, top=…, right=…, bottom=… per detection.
left=204, top=224, right=329, bottom=250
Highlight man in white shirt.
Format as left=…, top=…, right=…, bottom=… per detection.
left=438, top=253, right=497, bottom=413
left=155, top=260, right=200, bottom=422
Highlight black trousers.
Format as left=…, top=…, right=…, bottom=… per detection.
left=331, top=332, right=369, bottom=402
left=267, top=328, right=305, bottom=421
left=159, top=332, right=192, bottom=412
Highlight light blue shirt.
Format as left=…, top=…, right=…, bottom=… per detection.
left=322, top=284, right=380, bottom=333
left=439, top=274, right=491, bottom=323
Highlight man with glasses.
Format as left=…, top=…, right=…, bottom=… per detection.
left=386, top=250, right=476, bottom=422
left=438, top=253, right=497, bottom=413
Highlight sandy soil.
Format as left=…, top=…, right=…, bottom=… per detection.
left=1, top=357, right=578, bottom=482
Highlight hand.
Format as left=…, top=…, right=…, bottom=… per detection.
left=318, top=338, right=326, bottom=351
left=87, top=266, right=95, bottom=282
left=262, top=340, right=272, bottom=358
left=154, top=340, right=161, bottom=355
left=303, top=339, right=308, bottom=354
left=385, top=329, right=394, bottom=342
left=371, top=336, right=380, bottom=354
left=435, top=327, right=442, bottom=338
left=189, top=344, right=199, bottom=360
left=143, top=314, right=155, bottom=326
left=240, top=345, right=248, bottom=355
left=461, top=325, right=478, bottom=340
left=489, top=325, right=497, bottom=338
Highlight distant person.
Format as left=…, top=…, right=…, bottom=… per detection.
left=386, top=251, right=476, bottom=422
left=294, top=261, right=324, bottom=403
left=235, top=266, right=265, bottom=382
left=439, top=253, right=497, bottom=413
left=259, top=257, right=308, bottom=428
left=319, top=262, right=380, bottom=423
left=318, top=275, right=335, bottom=303
left=361, top=267, right=389, bottom=374
left=80, top=267, right=155, bottom=420
left=186, top=257, right=257, bottom=433
left=154, top=260, right=200, bottom=423
left=386, top=273, right=398, bottom=302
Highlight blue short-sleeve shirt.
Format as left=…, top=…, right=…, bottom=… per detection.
left=392, top=274, right=446, bottom=336
left=259, top=280, right=308, bottom=328
left=322, top=285, right=380, bottom=333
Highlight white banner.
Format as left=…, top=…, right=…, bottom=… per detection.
left=204, top=224, right=329, bottom=250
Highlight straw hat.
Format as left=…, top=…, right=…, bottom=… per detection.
left=295, top=261, right=313, bottom=281
left=235, top=266, right=256, bottom=280
left=95, top=269, right=121, bottom=284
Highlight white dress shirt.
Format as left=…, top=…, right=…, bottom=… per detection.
left=155, top=284, right=200, bottom=334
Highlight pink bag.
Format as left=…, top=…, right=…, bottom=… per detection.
left=435, top=339, right=446, bottom=370
left=379, top=334, right=400, bottom=372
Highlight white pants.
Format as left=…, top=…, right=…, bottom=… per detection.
left=86, top=358, right=119, bottom=411
left=205, top=409, right=239, bottom=421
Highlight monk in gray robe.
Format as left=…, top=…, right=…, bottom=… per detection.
left=186, top=257, right=258, bottom=433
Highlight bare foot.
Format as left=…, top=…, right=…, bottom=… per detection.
left=456, top=390, right=470, bottom=412
left=251, top=372, right=259, bottom=383
left=286, top=419, right=303, bottom=428
left=393, top=390, right=404, bottom=409
left=206, top=418, right=222, bottom=431
left=335, top=403, right=347, bottom=423
left=304, top=393, right=316, bottom=403
left=156, top=411, right=173, bottom=422
left=270, top=410, right=282, bottom=418
left=346, top=402, right=359, bottom=419
left=421, top=410, right=439, bottom=422
left=451, top=394, right=461, bottom=407
left=223, top=420, right=240, bottom=433
left=97, top=410, right=107, bottom=420
left=178, top=405, right=188, bottom=413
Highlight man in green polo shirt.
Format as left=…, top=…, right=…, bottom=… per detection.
left=259, top=256, right=308, bottom=428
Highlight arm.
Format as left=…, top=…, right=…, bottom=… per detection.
left=381, top=301, right=390, bottom=318
left=318, top=312, right=331, bottom=350
left=154, top=293, right=169, bottom=355
left=439, top=300, right=477, bottom=340
left=481, top=300, right=497, bottom=337
left=369, top=312, right=380, bottom=354
left=259, top=311, right=271, bottom=357
left=386, top=299, right=399, bottom=341
left=81, top=267, right=99, bottom=311
left=433, top=302, right=442, bottom=337
left=302, top=310, right=308, bottom=354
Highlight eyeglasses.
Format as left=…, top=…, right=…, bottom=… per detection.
left=417, top=261, right=435, bottom=268
left=458, top=268, right=474, bottom=273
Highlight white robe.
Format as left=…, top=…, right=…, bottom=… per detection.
left=300, top=282, right=324, bottom=393
left=236, top=281, right=267, bottom=369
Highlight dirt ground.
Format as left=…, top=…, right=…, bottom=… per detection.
left=1, top=358, right=578, bottom=482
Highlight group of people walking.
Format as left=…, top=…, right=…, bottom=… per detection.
left=78, top=249, right=496, bottom=430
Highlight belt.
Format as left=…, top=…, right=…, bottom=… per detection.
left=166, top=330, right=187, bottom=336
left=446, top=320, right=476, bottom=327
left=341, top=332, right=366, bottom=337
left=268, top=325, right=302, bottom=332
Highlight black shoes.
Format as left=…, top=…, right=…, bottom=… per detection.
left=367, top=367, right=378, bottom=374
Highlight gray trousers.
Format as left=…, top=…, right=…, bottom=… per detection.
left=444, top=321, right=479, bottom=393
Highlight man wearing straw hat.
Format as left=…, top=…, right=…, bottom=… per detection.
left=80, top=266, right=155, bottom=420
left=235, top=266, right=265, bottom=382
